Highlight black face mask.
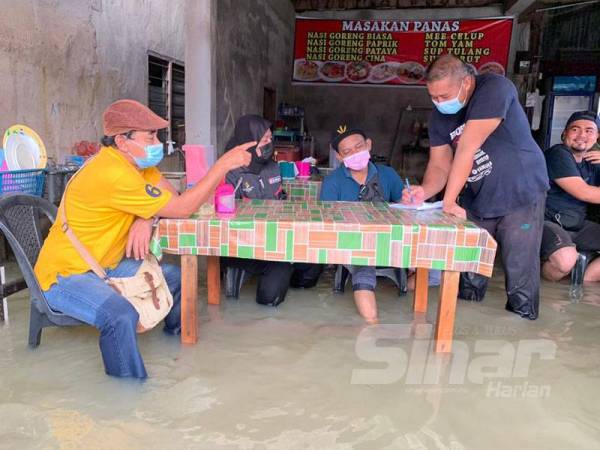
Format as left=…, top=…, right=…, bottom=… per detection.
left=226, top=115, right=274, bottom=174
left=259, top=142, right=274, bottom=161
left=245, top=145, right=266, bottom=174
left=244, top=143, right=274, bottom=174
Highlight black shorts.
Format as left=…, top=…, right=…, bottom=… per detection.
left=541, top=220, right=600, bottom=260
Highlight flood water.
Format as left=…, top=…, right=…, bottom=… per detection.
left=1, top=261, right=600, bottom=449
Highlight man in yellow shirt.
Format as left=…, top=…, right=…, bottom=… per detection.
left=34, top=99, right=254, bottom=378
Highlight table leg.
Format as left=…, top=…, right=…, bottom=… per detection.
left=207, top=256, right=221, bottom=305
left=181, top=254, right=198, bottom=344
left=412, top=268, right=429, bottom=313
left=434, top=271, right=460, bottom=353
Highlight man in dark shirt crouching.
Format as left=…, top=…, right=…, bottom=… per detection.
left=541, top=111, right=600, bottom=282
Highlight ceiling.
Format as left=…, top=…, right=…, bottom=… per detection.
left=293, top=0, right=501, bottom=10
left=291, top=0, right=591, bottom=16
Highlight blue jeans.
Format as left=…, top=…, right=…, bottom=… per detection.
left=346, top=265, right=441, bottom=291
left=44, top=258, right=181, bottom=379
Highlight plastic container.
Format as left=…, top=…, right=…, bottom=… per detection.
left=295, top=161, right=311, bottom=178
left=215, top=183, right=235, bottom=213
left=65, top=155, right=85, bottom=167
left=0, top=169, right=46, bottom=196
left=279, top=161, right=296, bottom=179
left=0, top=148, right=7, bottom=171
left=45, top=167, right=77, bottom=204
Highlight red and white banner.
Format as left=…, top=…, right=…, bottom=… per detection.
left=292, top=18, right=513, bottom=86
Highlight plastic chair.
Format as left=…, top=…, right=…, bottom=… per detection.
left=333, top=265, right=408, bottom=296
left=0, top=193, right=84, bottom=346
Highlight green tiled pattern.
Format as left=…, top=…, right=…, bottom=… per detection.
left=151, top=199, right=497, bottom=276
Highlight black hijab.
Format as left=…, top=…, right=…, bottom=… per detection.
left=225, top=115, right=273, bottom=174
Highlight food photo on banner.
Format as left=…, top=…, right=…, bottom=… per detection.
left=292, top=17, right=513, bottom=87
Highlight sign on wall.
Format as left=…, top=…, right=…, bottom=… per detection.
left=292, top=18, right=513, bottom=86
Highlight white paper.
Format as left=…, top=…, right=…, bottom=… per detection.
left=390, top=201, right=443, bottom=211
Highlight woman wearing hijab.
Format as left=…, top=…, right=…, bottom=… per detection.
left=225, top=114, right=286, bottom=200
left=222, top=115, right=292, bottom=306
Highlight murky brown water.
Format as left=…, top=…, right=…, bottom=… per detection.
left=1, top=261, right=600, bottom=449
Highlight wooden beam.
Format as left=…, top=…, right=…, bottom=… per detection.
left=412, top=268, right=429, bottom=313
left=293, top=0, right=500, bottom=11
left=181, top=255, right=198, bottom=344
left=207, top=256, right=221, bottom=305
left=434, top=271, right=460, bottom=353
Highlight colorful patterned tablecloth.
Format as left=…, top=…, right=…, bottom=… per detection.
left=282, top=177, right=322, bottom=202
left=151, top=200, right=497, bottom=276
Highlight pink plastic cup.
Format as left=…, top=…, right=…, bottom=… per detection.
left=295, top=161, right=311, bottom=177
left=215, top=183, right=235, bottom=213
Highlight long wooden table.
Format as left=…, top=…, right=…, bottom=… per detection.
left=151, top=200, right=497, bottom=353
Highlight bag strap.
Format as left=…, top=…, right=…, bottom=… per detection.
left=59, top=156, right=110, bottom=281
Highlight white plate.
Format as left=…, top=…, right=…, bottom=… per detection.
left=319, top=62, right=346, bottom=82
left=345, top=61, right=372, bottom=84
left=293, top=59, right=321, bottom=82
left=396, top=62, right=426, bottom=84
left=369, top=62, right=401, bottom=84
left=5, top=133, right=40, bottom=170
left=2, top=125, right=47, bottom=170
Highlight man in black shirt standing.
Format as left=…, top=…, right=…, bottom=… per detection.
left=541, top=111, right=600, bottom=282
left=402, top=54, right=549, bottom=320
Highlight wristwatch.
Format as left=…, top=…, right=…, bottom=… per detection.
left=151, top=216, right=161, bottom=228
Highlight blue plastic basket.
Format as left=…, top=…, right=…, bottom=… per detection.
left=0, top=169, right=46, bottom=197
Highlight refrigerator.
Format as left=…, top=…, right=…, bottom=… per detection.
left=542, top=76, right=597, bottom=149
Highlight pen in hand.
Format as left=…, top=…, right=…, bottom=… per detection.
left=405, top=178, right=415, bottom=204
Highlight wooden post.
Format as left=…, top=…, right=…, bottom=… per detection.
left=181, top=254, right=198, bottom=344
left=412, top=268, right=429, bottom=313
left=207, top=255, right=221, bottom=305
left=434, top=271, right=460, bottom=353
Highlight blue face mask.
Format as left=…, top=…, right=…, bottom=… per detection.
left=433, top=80, right=465, bottom=115
left=128, top=141, right=164, bottom=168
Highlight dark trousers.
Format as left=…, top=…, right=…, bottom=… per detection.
left=460, top=195, right=545, bottom=320
left=222, top=257, right=293, bottom=306
left=290, top=263, right=324, bottom=289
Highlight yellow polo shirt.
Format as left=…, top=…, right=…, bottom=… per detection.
left=34, top=146, right=172, bottom=291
